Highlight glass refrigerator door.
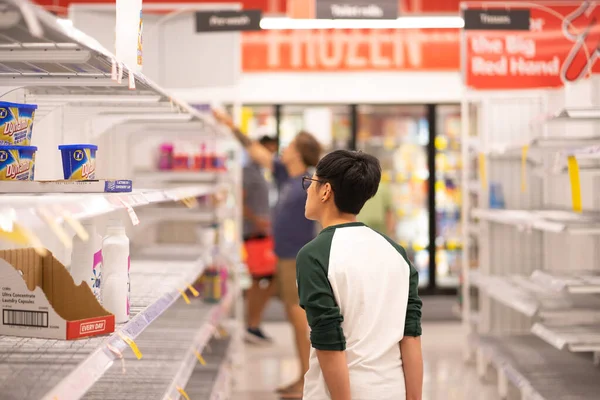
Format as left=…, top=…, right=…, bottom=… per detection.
left=435, top=105, right=462, bottom=288
left=280, top=105, right=351, bottom=153
left=357, top=106, right=430, bottom=288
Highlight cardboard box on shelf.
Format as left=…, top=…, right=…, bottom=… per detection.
left=0, top=248, right=115, bottom=340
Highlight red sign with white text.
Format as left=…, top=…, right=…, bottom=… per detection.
left=463, top=1, right=600, bottom=89
left=242, top=29, right=460, bottom=72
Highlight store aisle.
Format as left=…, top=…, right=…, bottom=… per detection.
left=231, top=322, right=500, bottom=400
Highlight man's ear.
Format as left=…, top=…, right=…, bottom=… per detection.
left=322, top=183, right=333, bottom=202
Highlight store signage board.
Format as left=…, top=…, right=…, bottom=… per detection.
left=315, top=0, right=398, bottom=20
left=462, top=1, right=600, bottom=90
left=463, top=9, right=530, bottom=31
left=195, top=10, right=262, bottom=32
left=242, top=29, right=460, bottom=72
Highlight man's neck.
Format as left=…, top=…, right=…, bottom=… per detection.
left=286, top=161, right=307, bottom=177
left=319, top=213, right=357, bottom=230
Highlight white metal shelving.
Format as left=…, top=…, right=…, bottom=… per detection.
left=461, top=79, right=600, bottom=398
left=0, top=258, right=207, bottom=400
left=0, top=1, right=242, bottom=400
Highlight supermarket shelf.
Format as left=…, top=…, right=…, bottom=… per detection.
left=184, top=334, right=235, bottom=400
left=80, top=288, right=236, bottom=400
left=134, top=171, right=226, bottom=184
left=0, top=257, right=207, bottom=400
left=550, top=108, right=600, bottom=121
left=162, top=290, right=236, bottom=400
left=476, top=335, right=600, bottom=400
left=531, top=323, right=600, bottom=352
left=0, top=0, right=228, bottom=138
left=138, top=208, right=216, bottom=224
left=485, top=136, right=600, bottom=156
left=477, top=274, right=600, bottom=323
left=132, top=244, right=207, bottom=261
left=530, top=270, right=600, bottom=294
left=472, top=208, right=600, bottom=234
left=0, top=185, right=216, bottom=232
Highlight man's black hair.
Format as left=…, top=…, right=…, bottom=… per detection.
left=258, top=135, right=277, bottom=146
left=315, top=150, right=381, bottom=215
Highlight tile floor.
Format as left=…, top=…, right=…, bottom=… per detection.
left=231, top=322, right=500, bottom=400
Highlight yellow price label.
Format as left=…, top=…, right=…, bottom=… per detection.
left=194, top=350, right=207, bottom=365
left=395, top=172, right=406, bottom=183
left=117, top=332, right=143, bottom=360
left=187, top=285, right=200, bottom=297
left=177, top=387, right=191, bottom=400
left=57, top=206, right=89, bottom=241
left=179, top=289, right=191, bottom=304
left=521, top=145, right=529, bottom=193
left=38, top=207, right=72, bottom=249
left=567, top=155, right=582, bottom=213
left=478, top=153, right=487, bottom=190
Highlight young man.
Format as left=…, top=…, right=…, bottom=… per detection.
left=243, top=135, right=278, bottom=344
left=297, top=150, right=423, bottom=400
left=213, top=109, right=322, bottom=399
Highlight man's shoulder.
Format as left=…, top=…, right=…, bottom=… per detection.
left=367, top=228, right=411, bottom=262
left=297, top=229, right=335, bottom=264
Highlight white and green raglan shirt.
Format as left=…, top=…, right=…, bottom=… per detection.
left=296, top=222, right=422, bottom=400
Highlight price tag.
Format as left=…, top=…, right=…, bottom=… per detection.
left=111, top=59, right=117, bottom=80
left=128, top=70, right=136, bottom=90
left=120, top=199, right=140, bottom=226
left=187, top=285, right=200, bottom=297
left=117, top=63, right=124, bottom=84
left=521, top=145, right=529, bottom=193
left=179, top=289, right=191, bottom=304
left=478, top=153, right=487, bottom=190
left=194, top=350, right=206, bottom=365
left=37, top=207, right=72, bottom=249
left=177, top=387, right=191, bottom=400
left=117, top=332, right=143, bottom=360
left=567, top=155, right=582, bottom=213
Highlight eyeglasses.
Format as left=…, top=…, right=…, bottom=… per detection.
left=302, top=176, right=325, bottom=191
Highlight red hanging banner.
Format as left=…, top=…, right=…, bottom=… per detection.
left=462, top=1, right=600, bottom=90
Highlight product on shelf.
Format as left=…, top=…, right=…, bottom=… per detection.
left=200, top=265, right=228, bottom=303
left=58, top=144, right=97, bottom=180
left=0, top=179, right=133, bottom=193
left=101, top=219, right=130, bottom=323
left=0, top=248, right=114, bottom=340
left=70, top=222, right=103, bottom=302
left=157, top=141, right=228, bottom=172
left=158, top=143, right=174, bottom=170
left=0, top=101, right=37, bottom=145
left=0, top=145, right=37, bottom=180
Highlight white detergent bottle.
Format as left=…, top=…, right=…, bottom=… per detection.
left=101, top=219, right=130, bottom=323
left=70, top=222, right=103, bottom=302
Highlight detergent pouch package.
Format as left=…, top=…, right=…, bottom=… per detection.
left=0, top=102, right=37, bottom=145
left=0, top=145, right=37, bottom=181
left=59, top=144, right=97, bottom=181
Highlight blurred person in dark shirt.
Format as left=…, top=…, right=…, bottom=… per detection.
left=214, top=109, right=321, bottom=399
left=243, top=136, right=278, bottom=344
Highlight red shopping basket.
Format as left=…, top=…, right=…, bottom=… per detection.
left=244, top=236, right=277, bottom=276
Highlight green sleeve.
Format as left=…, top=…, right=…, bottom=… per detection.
left=401, top=247, right=423, bottom=337
left=296, top=248, right=346, bottom=351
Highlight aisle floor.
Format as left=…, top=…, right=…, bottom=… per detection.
left=231, top=322, right=500, bottom=400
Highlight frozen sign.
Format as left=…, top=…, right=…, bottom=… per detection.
left=242, top=29, right=459, bottom=72
left=463, top=2, right=600, bottom=90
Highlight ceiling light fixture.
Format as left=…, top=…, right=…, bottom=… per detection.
left=259, top=16, right=465, bottom=30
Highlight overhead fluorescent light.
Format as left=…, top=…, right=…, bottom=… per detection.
left=259, top=16, right=465, bottom=30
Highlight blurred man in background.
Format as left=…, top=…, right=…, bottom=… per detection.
left=243, top=136, right=278, bottom=344
left=214, top=110, right=322, bottom=399
left=357, top=180, right=395, bottom=237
